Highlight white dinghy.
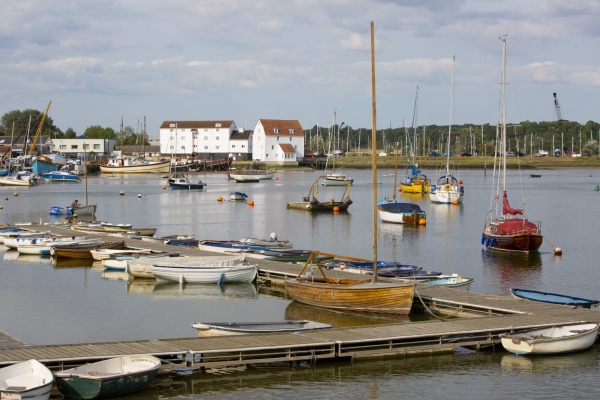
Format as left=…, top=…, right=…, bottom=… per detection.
left=150, top=256, right=256, bottom=284
left=0, top=359, right=54, bottom=400
left=500, top=322, right=600, bottom=355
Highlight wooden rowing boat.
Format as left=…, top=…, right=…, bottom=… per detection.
left=191, top=320, right=332, bottom=337
left=500, top=322, right=600, bottom=355
left=50, top=241, right=125, bottom=259
left=0, top=359, right=54, bottom=400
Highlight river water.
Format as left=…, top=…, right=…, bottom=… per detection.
left=1, top=167, right=599, bottom=399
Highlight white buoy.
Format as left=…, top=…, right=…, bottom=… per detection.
left=137, top=194, right=142, bottom=198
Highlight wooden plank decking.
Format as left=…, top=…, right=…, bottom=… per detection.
left=1, top=224, right=598, bottom=369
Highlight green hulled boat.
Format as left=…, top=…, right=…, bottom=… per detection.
left=54, top=355, right=161, bottom=399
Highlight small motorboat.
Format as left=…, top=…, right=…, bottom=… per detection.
left=510, top=288, right=599, bottom=309
left=168, top=176, right=204, bottom=190
left=42, top=167, right=80, bottom=182
left=54, top=355, right=161, bottom=399
left=191, top=320, right=332, bottom=337
left=0, top=359, right=54, bottom=400
left=500, top=322, right=600, bottom=355
left=421, top=275, right=473, bottom=290
left=229, top=191, right=248, bottom=201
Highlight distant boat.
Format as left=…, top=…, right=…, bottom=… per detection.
left=191, top=320, right=332, bottom=337
left=230, top=191, right=248, bottom=201
left=0, top=359, right=54, bottom=400
left=54, top=355, right=161, bottom=399
left=168, top=176, right=204, bottom=190
left=510, top=288, right=599, bottom=309
left=286, top=175, right=352, bottom=211
left=31, top=155, right=60, bottom=175
left=500, top=322, right=600, bottom=355
left=0, top=173, right=36, bottom=186
left=42, top=166, right=79, bottom=182
left=100, top=158, right=170, bottom=174
left=527, top=174, right=541, bottom=178
left=228, top=168, right=275, bottom=181
left=49, top=204, right=97, bottom=215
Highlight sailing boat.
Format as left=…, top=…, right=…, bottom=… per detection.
left=400, top=87, right=430, bottom=194
left=377, top=144, right=426, bottom=225
left=482, top=38, right=542, bottom=252
left=284, top=22, right=415, bottom=314
left=429, top=56, right=465, bottom=204
left=322, top=111, right=353, bottom=186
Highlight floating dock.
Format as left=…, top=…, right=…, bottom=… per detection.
left=1, top=224, right=598, bottom=371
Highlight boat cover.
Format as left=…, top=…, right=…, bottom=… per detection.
left=377, top=202, right=423, bottom=213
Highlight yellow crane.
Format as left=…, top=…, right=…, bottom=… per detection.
left=28, top=100, right=52, bottom=156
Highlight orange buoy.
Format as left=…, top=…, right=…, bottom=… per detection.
left=458, top=180, right=463, bottom=184
left=249, top=200, right=254, bottom=206
left=398, top=187, right=402, bottom=192
left=452, top=200, right=459, bottom=205
left=162, top=186, right=166, bottom=190
left=218, top=196, right=223, bottom=202
left=418, top=218, right=426, bottom=225
left=276, top=176, right=279, bottom=180
left=333, top=206, right=340, bottom=212
left=554, top=247, right=562, bottom=256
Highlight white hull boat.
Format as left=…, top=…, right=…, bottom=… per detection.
left=191, top=320, right=332, bottom=337
left=5, top=235, right=87, bottom=249
left=91, top=248, right=154, bottom=261
left=429, top=183, right=464, bottom=204
left=128, top=255, right=247, bottom=279
left=150, top=260, right=257, bottom=284
left=99, top=160, right=171, bottom=174
left=322, top=173, right=353, bottom=186
left=228, top=169, right=275, bottom=181
left=500, top=322, right=600, bottom=355
left=0, top=359, right=54, bottom=400
left=420, top=275, right=473, bottom=290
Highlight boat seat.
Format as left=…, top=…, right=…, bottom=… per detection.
left=5, top=386, right=27, bottom=391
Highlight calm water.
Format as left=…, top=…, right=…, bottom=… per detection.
left=1, top=167, right=599, bottom=399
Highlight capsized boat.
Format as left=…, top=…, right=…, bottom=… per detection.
left=0, top=359, right=54, bottom=400
left=482, top=39, right=542, bottom=253
left=510, top=288, right=599, bottom=309
left=54, top=355, right=161, bottom=399
left=500, top=322, right=600, bottom=355
left=191, top=320, right=332, bottom=337
left=286, top=175, right=352, bottom=211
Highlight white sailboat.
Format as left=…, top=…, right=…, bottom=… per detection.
left=322, top=111, right=353, bottom=186
left=429, top=56, right=465, bottom=204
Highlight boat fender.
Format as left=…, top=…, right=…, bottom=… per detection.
left=217, top=272, right=225, bottom=286
left=490, top=238, right=495, bottom=247
left=484, top=238, right=488, bottom=247
left=431, top=184, right=436, bottom=191
left=481, top=233, right=485, bottom=245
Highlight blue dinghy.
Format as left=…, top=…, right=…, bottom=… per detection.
left=510, top=288, right=599, bottom=309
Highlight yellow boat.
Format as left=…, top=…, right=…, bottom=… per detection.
left=400, top=168, right=431, bottom=194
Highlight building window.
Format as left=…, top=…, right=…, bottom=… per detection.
left=294, top=145, right=297, bottom=149
left=71, top=145, right=78, bottom=149
left=216, top=136, right=219, bottom=140
left=181, top=137, right=185, bottom=141
left=59, top=145, right=66, bottom=149
left=277, top=136, right=279, bottom=141
left=204, top=146, right=208, bottom=150
left=170, top=146, right=174, bottom=149
left=216, top=129, right=220, bottom=132
left=232, top=145, right=235, bottom=148
left=93, top=144, right=100, bottom=149
left=274, top=128, right=279, bottom=133
left=266, top=154, right=269, bottom=157
left=290, top=129, right=295, bottom=133
left=204, top=137, right=208, bottom=140
left=216, top=146, right=219, bottom=149
left=170, top=136, right=173, bottom=141
left=204, top=129, right=208, bottom=132
left=271, top=145, right=274, bottom=149
left=83, top=144, right=90, bottom=149
left=290, top=137, right=292, bottom=141
left=241, top=145, right=245, bottom=148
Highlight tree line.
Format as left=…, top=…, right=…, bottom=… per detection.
left=0, top=109, right=149, bottom=146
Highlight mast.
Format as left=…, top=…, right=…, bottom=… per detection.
left=84, top=142, right=88, bottom=206
left=414, top=86, right=418, bottom=160
left=119, top=116, right=124, bottom=167
left=446, top=55, right=455, bottom=175
left=501, top=38, right=507, bottom=191
left=370, top=21, right=378, bottom=283
left=143, top=116, right=146, bottom=160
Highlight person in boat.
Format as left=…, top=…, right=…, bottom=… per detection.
left=70, top=199, right=80, bottom=209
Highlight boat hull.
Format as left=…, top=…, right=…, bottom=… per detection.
left=51, top=241, right=125, bottom=259
left=168, top=182, right=204, bottom=189
left=377, top=206, right=426, bottom=225
left=191, top=320, right=332, bottom=337
left=228, top=170, right=275, bottom=180
left=510, top=288, right=599, bottom=309
left=429, top=188, right=464, bottom=204
left=322, top=174, right=353, bottom=186
left=284, top=278, right=415, bottom=314
left=400, top=181, right=431, bottom=194
left=150, top=264, right=257, bottom=283
left=500, top=322, right=600, bottom=355
left=0, top=359, right=54, bottom=400
left=287, top=198, right=353, bottom=211
left=54, top=356, right=160, bottom=400
left=99, top=161, right=170, bottom=174
left=483, top=229, right=543, bottom=252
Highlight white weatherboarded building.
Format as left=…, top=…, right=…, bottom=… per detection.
left=252, top=119, right=304, bottom=165
left=159, top=120, right=237, bottom=158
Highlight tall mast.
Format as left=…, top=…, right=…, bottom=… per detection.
left=143, top=116, right=146, bottom=160
left=370, top=21, right=378, bottom=283
left=446, top=55, right=455, bottom=175
left=501, top=38, right=507, bottom=191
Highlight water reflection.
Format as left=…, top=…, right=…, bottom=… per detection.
left=126, top=280, right=258, bottom=301
left=51, top=258, right=95, bottom=269
left=101, top=269, right=130, bottom=281
left=500, top=348, right=599, bottom=373
left=481, top=250, right=543, bottom=295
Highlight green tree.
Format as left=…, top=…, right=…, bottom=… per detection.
left=582, top=140, right=598, bottom=156
left=65, top=128, right=77, bottom=138
left=0, top=109, right=59, bottom=138
left=83, top=125, right=117, bottom=139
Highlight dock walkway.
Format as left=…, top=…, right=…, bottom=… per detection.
left=1, top=224, right=598, bottom=370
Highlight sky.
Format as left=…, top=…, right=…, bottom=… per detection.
left=1, top=0, right=599, bottom=137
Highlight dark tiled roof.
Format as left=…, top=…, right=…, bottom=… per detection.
left=230, top=130, right=252, bottom=140
left=159, top=121, right=235, bottom=129
left=259, top=119, right=303, bottom=136
left=279, top=143, right=296, bottom=153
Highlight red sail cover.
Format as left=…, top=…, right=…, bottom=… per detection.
left=498, top=219, right=539, bottom=235
left=502, top=191, right=523, bottom=215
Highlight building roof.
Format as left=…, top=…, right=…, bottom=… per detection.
left=230, top=130, right=252, bottom=140
left=279, top=143, right=296, bottom=153
left=259, top=119, right=304, bottom=136
left=159, top=120, right=235, bottom=129
left=304, top=148, right=316, bottom=157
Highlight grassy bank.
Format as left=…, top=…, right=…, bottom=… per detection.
left=233, top=155, right=600, bottom=170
